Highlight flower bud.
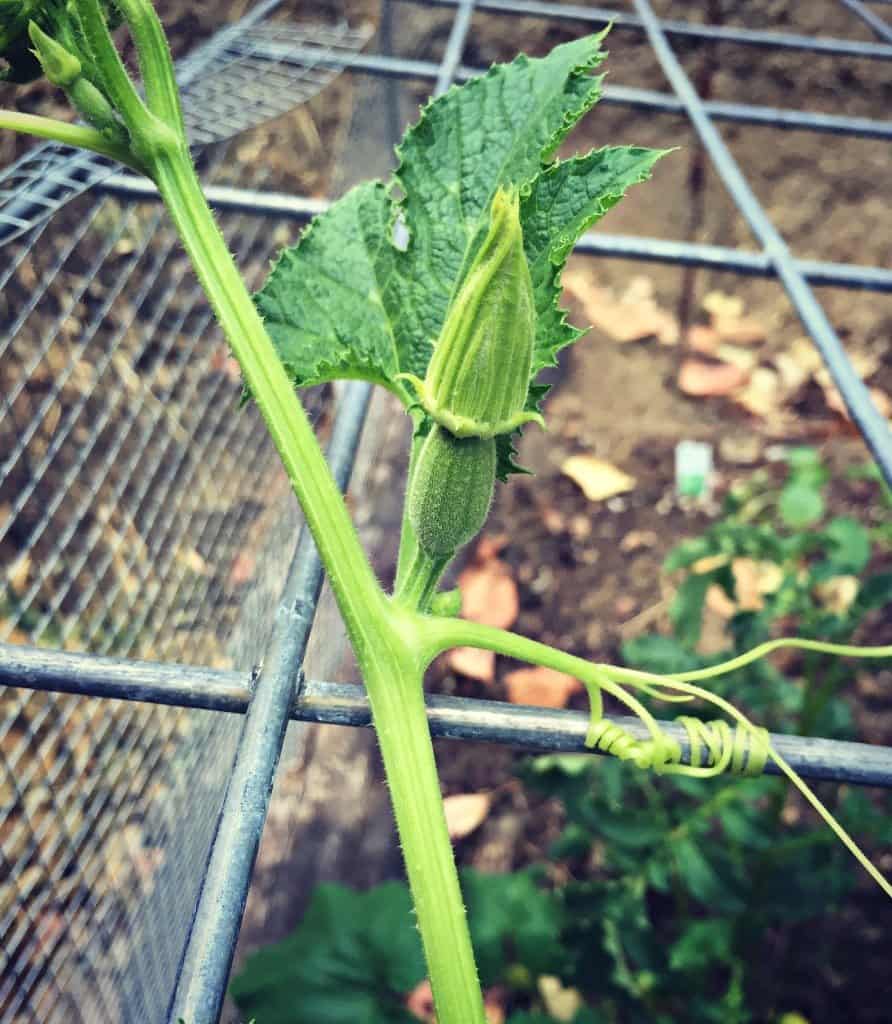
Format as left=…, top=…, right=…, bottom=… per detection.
left=27, top=21, right=81, bottom=87
left=400, top=186, right=543, bottom=439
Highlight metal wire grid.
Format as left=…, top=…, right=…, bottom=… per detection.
left=0, top=0, right=890, bottom=1021
left=0, top=8, right=370, bottom=1023
left=0, top=14, right=371, bottom=242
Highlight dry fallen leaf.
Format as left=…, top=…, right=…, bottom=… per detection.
left=620, top=528, right=658, bottom=553
left=712, top=315, right=766, bottom=346
left=443, top=792, right=492, bottom=840
left=504, top=666, right=582, bottom=708
left=814, top=575, right=859, bottom=615
left=733, top=366, right=783, bottom=419
left=406, top=980, right=435, bottom=1022
left=702, top=290, right=744, bottom=321
left=686, top=324, right=720, bottom=354
left=538, top=975, right=585, bottom=1022
left=562, top=267, right=678, bottom=345
left=562, top=455, right=636, bottom=502
left=457, top=549, right=519, bottom=631
left=447, top=646, right=496, bottom=683
left=678, top=358, right=749, bottom=397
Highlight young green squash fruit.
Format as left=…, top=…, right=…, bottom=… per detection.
left=408, top=426, right=496, bottom=558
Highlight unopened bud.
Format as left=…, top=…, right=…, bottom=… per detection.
left=28, top=21, right=80, bottom=87
left=400, top=186, right=543, bottom=439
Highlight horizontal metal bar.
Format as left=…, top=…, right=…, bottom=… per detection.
left=226, top=42, right=892, bottom=141
left=430, top=0, right=892, bottom=60
left=98, top=174, right=892, bottom=293
left=3, top=641, right=892, bottom=788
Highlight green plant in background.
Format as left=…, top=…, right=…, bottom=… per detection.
left=3, top=5, right=891, bottom=1022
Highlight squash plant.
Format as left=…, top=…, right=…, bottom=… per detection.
left=1, top=4, right=890, bottom=1021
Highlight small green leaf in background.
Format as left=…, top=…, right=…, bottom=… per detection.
left=822, top=516, right=871, bottom=574
left=779, top=481, right=824, bottom=528
left=668, top=919, right=733, bottom=971
left=669, top=571, right=714, bottom=648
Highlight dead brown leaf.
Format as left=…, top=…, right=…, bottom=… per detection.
left=447, top=646, right=496, bottom=683
left=702, top=291, right=744, bottom=321
left=406, top=980, right=435, bottom=1022
left=457, top=556, right=519, bottom=631
left=814, top=575, right=859, bottom=615
left=562, top=455, right=636, bottom=502
left=733, top=367, right=783, bottom=419
left=562, top=268, right=678, bottom=345
left=443, top=792, right=492, bottom=840
left=678, top=359, right=749, bottom=398
left=686, top=324, right=720, bottom=355
left=713, top=316, right=766, bottom=346
left=504, top=666, right=582, bottom=708
left=620, top=529, right=658, bottom=552
left=539, top=976, right=585, bottom=1022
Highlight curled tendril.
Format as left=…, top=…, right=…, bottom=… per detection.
left=578, top=651, right=892, bottom=900
left=585, top=713, right=769, bottom=779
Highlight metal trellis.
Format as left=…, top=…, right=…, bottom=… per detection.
left=1, top=1, right=891, bottom=1022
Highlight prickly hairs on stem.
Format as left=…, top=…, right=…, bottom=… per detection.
left=399, top=186, right=544, bottom=441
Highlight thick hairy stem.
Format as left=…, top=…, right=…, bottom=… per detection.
left=149, top=146, right=487, bottom=1020
left=149, top=146, right=385, bottom=651
left=364, top=641, right=487, bottom=1023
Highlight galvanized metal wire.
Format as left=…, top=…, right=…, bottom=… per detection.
left=1, top=1, right=891, bottom=1022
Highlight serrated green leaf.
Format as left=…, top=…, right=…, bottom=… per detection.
left=256, top=182, right=414, bottom=396
left=257, top=34, right=666, bottom=477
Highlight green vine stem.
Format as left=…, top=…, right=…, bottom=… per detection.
left=0, top=110, right=145, bottom=172
left=149, top=145, right=486, bottom=1022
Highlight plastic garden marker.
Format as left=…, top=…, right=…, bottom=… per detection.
left=2, top=4, right=890, bottom=1022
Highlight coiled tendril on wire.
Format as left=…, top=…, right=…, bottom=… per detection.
left=585, top=715, right=770, bottom=778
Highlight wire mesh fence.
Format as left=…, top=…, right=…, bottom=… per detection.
left=1, top=0, right=891, bottom=1021
left=0, top=5, right=371, bottom=1020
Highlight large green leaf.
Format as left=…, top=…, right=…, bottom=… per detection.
left=229, top=881, right=425, bottom=1024
left=230, top=869, right=565, bottom=1022
left=256, top=33, right=666, bottom=476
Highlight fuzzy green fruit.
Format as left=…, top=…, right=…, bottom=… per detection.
left=408, top=426, right=496, bottom=558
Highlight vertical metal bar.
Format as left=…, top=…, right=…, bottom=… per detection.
left=436, top=0, right=476, bottom=96
left=631, top=0, right=892, bottom=488
left=379, top=0, right=403, bottom=149
left=166, top=381, right=373, bottom=1024
left=838, top=0, right=892, bottom=43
